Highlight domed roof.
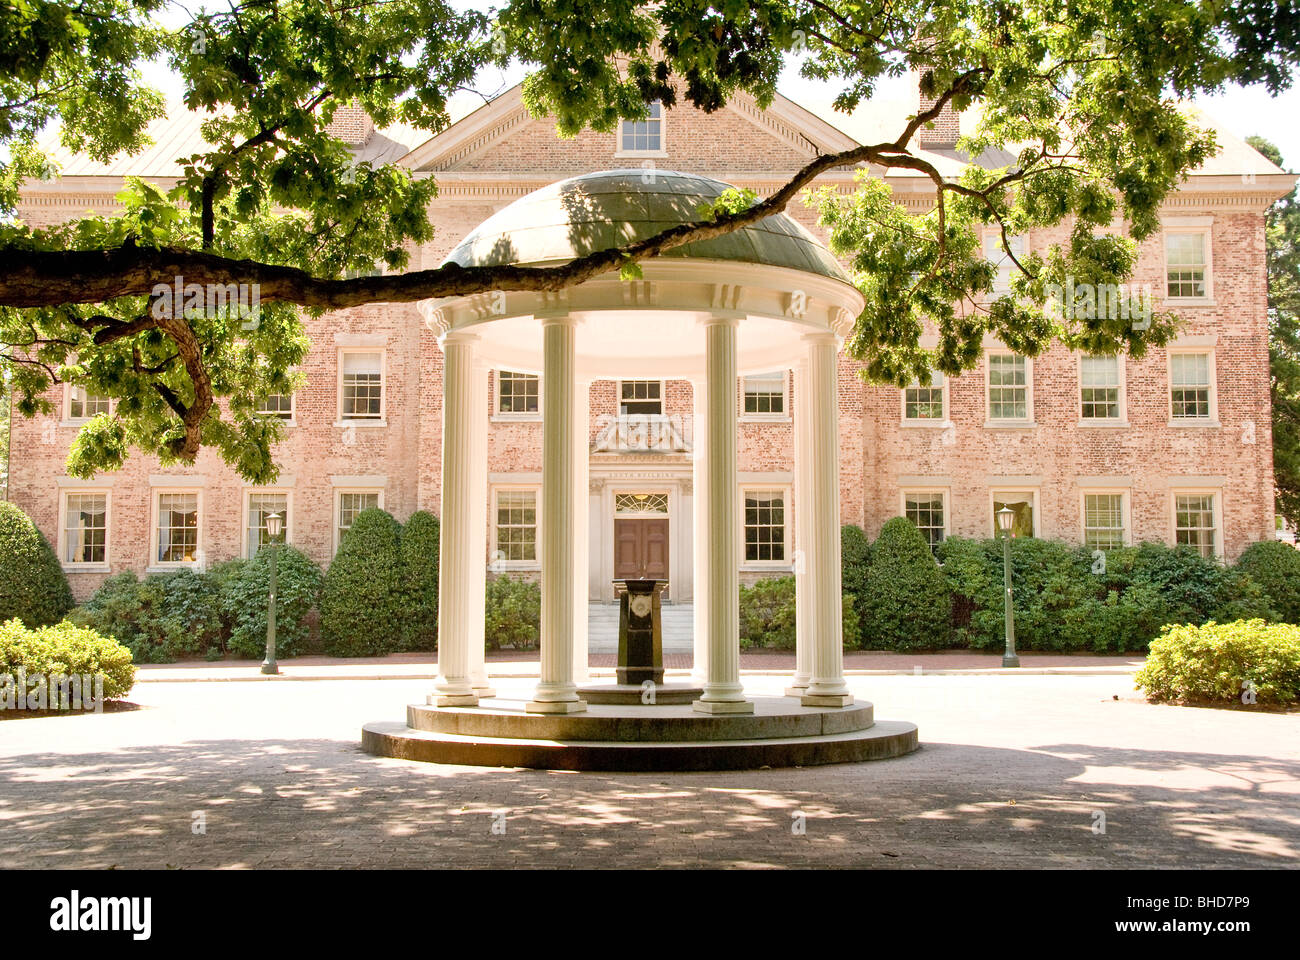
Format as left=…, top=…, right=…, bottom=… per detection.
left=443, top=169, right=851, bottom=282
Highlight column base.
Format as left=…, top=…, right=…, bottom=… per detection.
left=801, top=693, right=855, bottom=708
left=526, top=699, right=588, bottom=714
left=784, top=680, right=811, bottom=698
left=431, top=693, right=480, bottom=707
left=471, top=683, right=497, bottom=698
left=693, top=698, right=755, bottom=715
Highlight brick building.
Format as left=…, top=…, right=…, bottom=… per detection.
left=9, top=86, right=1295, bottom=603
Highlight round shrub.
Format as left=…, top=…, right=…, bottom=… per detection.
left=399, top=511, right=440, bottom=651
left=0, top=618, right=136, bottom=701
left=841, top=524, right=871, bottom=622
left=485, top=574, right=540, bottom=649
left=1135, top=619, right=1300, bottom=705
left=70, top=568, right=222, bottom=663
left=220, top=545, right=323, bottom=659
left=1235, top=540, right=1300, bottom=624
left=860, top=517, right=951, bottom=650
left=319, top=508, right=404, bottom=656
left=0, top=501, right=73, bottom=627
left=739, top=576, right=796, bottom=649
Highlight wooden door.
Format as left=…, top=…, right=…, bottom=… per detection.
left=614, top=517, right=669, bottom=581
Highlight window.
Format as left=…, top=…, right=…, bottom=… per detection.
left=1170, top=352, right=1213, bottom=421
left=619, top=380, right=663, bottom=416
left=156, top=492, right=199, bottom=564
left=339, top=351, right=383, bottom=420
left=256, top=393, right=294, bottom=420
left=62, top=492, right=107, bottom=565
left=495, top=489, right=538, bottom=563
left=68, top=386, right=110, bottom=420
left=743, top=490, right=786, bottom=563
left=619, top=101, right=662, bottom=153
left=904, top=492, right=946, bottom=551
left=1080, top=355, right=1122, bottom=421
left=992, top=491, right=1036, bottom=538
left=246, top=492, right=289, bottom=558
left=987, top=354, right=1030, bottom=421
left=742, top=371, right=786, bottom=416
left=1083, top=493, right=1126, bottom=550
left=337, top=491, right=381, bottom=549
left=904, top=371, right=945, bottom=421
left=1165, top=233, right=1207, bottom=299
left=984, top=233, right=1027, bottom=294
left=1174, top=493, right=1218, bottom=558
left=497, top=371, right=540, bottom=416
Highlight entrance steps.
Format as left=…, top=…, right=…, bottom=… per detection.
left=588, top=601, right=693, bottom=654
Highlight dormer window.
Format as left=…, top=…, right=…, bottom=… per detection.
left=618, top=102, right=663, bottom=155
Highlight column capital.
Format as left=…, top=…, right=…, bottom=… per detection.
left=699, top=314, right=740, bottom=329
left=801, top=329, right=840, bottom=347
left=441, top=329, right=480, bottom=349
left=539, top=313, right=580, bottom=328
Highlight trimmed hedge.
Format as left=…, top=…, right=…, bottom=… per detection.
left=485, top=575, right=540, bottom=649
left=319, top=508, right=405, bottom=657
left=840, top=525, right=872, bottom=629
left=219, top=546, right=324, bottom=660
left=737, top=575, right=860, bottom=650
left=1135, top=620, right=1300, bottom=705
left=0, top=618, right=136, bottom=701
left=1235, top=540, right=1300, bottom=624
left=860, top=517, right=951, bottom=650
left=71, top=569, right=223, bottom=663
left=399, top=511, right=440, bottom=651
left=0, top=501, right=73, bottom=628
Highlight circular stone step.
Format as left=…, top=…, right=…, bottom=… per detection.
left=575, top=683, right=704, bottom=705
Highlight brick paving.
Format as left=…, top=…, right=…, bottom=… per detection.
left=0, top=673, right=1295, bottom=869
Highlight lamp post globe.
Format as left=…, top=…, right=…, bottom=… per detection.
left=261, top=512, right=284, bottom=676
left=996, top=506, right=1020, bottom=668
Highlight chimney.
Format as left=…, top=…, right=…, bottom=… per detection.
left=326, top=102, right=374, bottom=146
left=916, top=89, right=961, bottom=150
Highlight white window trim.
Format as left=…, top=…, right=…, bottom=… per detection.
left=613, top=101, right=667, bottom=158
left=1077, top=353, right=1129, bottom=427
left=1169, top=487, right=1224, bottom=559
left=989, top=488, right=1040, bottom=538
left=242, top=488, right=295, bottom=560
left=738, top=370, right=791, bottom=423
left=899, top=487, right=950, bottom=543
left=335, top=347, right=387, bottom=426
left=490, top=484, right=542, bottom=571
left=1078, top=488, right=1131, bottom=549
left=1163, top=226, right=1215, bottom=305
left=900, top=372, right=950, bottom=427
left=59, top=489, right=111, bottom=572
left=739, top=484, right=793, bottom=570
left=1167, top=347, right=1220, bottom=427
left=61, top=383, right=112, bottom=425
left=491, top=369, right=543, bottom=422
left=984, top=231, right=1028, bottom=296
left=149, top=488, right=204, bottom=572
left=255, top=391, right=296, bottom=426
left=984, top=351, right=1035, bottom=427
left=616, top=378, right=667, bottom=417
left=333, top=488, right=385, bottom=555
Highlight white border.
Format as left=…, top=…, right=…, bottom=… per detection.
left=59, top=489, right=111, bottom=572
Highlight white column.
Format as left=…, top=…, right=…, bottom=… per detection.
left=694, top=318, right=752, bottom=714
left=786, top=357, right=813, bottom=697
left=803, top=333, right=854, bottom=707
left=468, top=359, right=494, bottom=697
left=528, top=316, right=587, bottom=713
left=572, top=376, right=591, bottom=684
left=691, top=376, right=709, bottom=686
left=433, top=332, right=479, bottom=707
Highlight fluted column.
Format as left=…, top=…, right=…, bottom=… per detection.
left=572, top=376, right=591, bottom=684
left=433, top=332, right=480, bottom=706
left=786, top=357, right=813, bottom=697
left=803, top=332, right=854, bottom=707
left=694, top=317, right=752, bottom=714
left=528, top=316, right=587, bottom=713
left=468, top=359, right=494, bottom=697
left=691, top=376, right=709, bottom=685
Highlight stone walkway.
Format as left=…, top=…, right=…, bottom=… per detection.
left=1, top=673, right=1295, bottom=868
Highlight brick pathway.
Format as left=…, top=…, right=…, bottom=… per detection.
left=1, top=674, right=1295, bottom=869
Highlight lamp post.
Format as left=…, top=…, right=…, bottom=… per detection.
left=260, top=512, right=283, bottom=676
left=996, top=506, right=1020, bottom=668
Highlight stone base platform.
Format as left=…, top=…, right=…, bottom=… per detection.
left=576, top=682, right=705, bottom=705
left=361, top=696, right=919, bottom=771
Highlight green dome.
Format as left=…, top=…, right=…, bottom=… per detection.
left=443, top=169, right=850, bottom=281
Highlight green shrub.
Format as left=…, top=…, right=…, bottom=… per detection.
left=841, top=524, right=872, bottom=627
left=0, top=618, right=136, bottom=701
left=738, top=575, right=861, bottom=650
left=0, top=501, right=73, bottom=627
left=1235, top=540, right=1300, bottom=624
left=70, top=568, right=222, bottom=663
left=1135, top=620, right=1300, bottom=705
left=319, top=508, right=405, bottom=657
left=485, top=575, right=540, bottom=649
left=220, top=546, right=323, bottom=659
left=399, top=511, right=440, bottom=651
left=859, top=518, right=951, bottom=650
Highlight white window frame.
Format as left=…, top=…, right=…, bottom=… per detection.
left=59, top=489, right=111, bottom=571
left=1079, top=489, right=1130, bottom=551
left=336, top=348, right=386, bottom=426
left=989, top=488, right=1040, bottom=538
left=900, top=488, right=949, bottom=548
left=616, top=379, right=666, bottom=417
left=900, top=370, right=949, bottom=425
left=242, top=488, right=294, bottom=560
left=255, top=391, right=296, bottom=424
left=984, top=231, right=1027, bottom=295
left=739, top=485, right=792, bottom=569
left=614, top=101, right=667, bottom=158
left=1167, top=348, right=1219, bottom=426
left=1163, top=227, right=1214, bottom=303
left=333, top=488, right=384, bottom=555
left=985, top=351, right=1034, bottom=426
left=739, top=370, right=790, bottom=422
left=1170, top=488, right=1223, bottom=559
left=491, top=484, right=542, bottom=571
left=150, top=488, right=204, bottom=572
left=492, top=369, right=542, bottom=422
left=63, top=384, right=112, bottom=423
left=1077, top=353, right=1128, bottom=426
